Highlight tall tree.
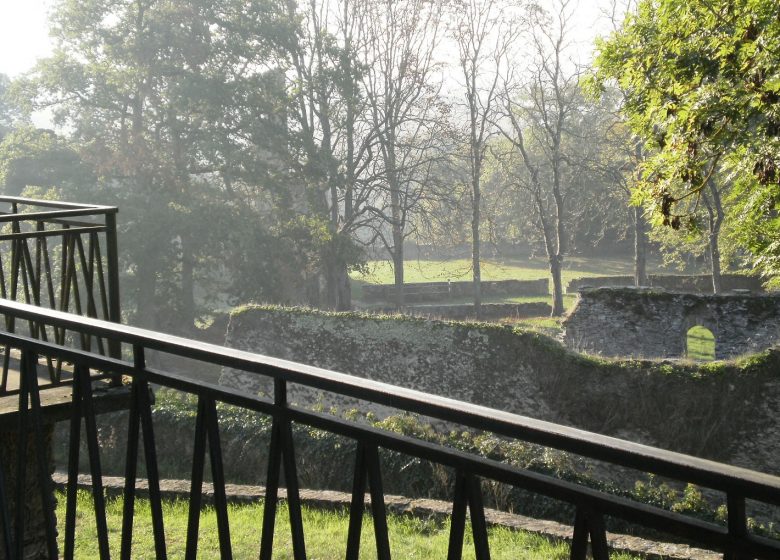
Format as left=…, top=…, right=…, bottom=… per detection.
left=362, top=0, right=446, bottom=308
left=451, top=0, right=516, bottom=318
left=282, top=0, right=377, bottom=311
left=586, top=104, right=651, bottom=286
left=498, top=0, right=582, bottom=316
left=21, top=0, right=293, bottom=329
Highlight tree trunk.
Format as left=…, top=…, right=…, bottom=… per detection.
left=634, top=206, right=648, bottom=286
left=135, top=256, right=157, bottom=329
left=334, top=262, right=352, bottom=311
left=388, top=155, right=405, bottom=310
left=392, top=235, right=405, bottom=310
left=550, top=256, right=564, bottom=316
left=709, top=230, right=722, bottom=294
left=704, top=178, right=724, bottom=294
left=318, top=182, right=352, bottom=311
left=472, top=199, right=482, bottom=318
left=471, top=161, right=482, bottom=318
left=180, top=235, right=195, bottom=333
left=633, top=140, right=649, bottom=287
left=323, top=255, right=352, bottom=311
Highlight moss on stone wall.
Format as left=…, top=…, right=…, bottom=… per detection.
left=222, top=305, right=780, bottom=477
left=564, top=287, right=780, bottom=359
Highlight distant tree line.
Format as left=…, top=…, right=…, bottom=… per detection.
left=0, top=0, right=774, bottom=329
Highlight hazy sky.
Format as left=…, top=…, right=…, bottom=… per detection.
left=0, top=0, right=618, bottom=78
left=0, top=1, right=54, bottom=78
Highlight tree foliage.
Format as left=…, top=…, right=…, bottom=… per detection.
left=593, top=0, right=780, bottom=278
left=13, top=0, right=318, bottom=328
left=0, top=127, right=94, bottom=195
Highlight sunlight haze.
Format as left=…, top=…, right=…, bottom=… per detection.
left=0, top=0, right=615, bottom=78
left=0, top=0, right=53, bottom=77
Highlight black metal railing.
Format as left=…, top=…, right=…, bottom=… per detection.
left=0, top=298, right=778, bottom=559
left=0, top=196, right=120, bottom=394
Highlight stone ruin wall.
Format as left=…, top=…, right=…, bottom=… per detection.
left=565, top=273, right=764, bottom=294
left=362, top=278, right=549, bottom=302
left=220, top=306, right=780, bottom=481
left=563, top=288, right=780, bottom=359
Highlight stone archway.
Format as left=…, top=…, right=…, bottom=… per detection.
left=682, top=306, right=718, bottom=361
left=686, top=325, right=716, bottom=360
left=563, top=288, right=780, bottom=359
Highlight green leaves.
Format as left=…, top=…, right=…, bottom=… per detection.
left=594, top=0, right=780, bottom=279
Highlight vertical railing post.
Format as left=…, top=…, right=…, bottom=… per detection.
left=104, top=211, right=122, bottom=364
left=185, top=395, right=232, bottom=560
left=448, top=471, right=490, bottom=560
left=64, top=364, right=110, bottom=560
left=260, top=378, right=306, bottom=560
left=346, top=442, right=390, bottom=560
left=121, top=345, right=167, bottom=560
left=0, top=456, right=10, bottom=560
left=725, top=493, right=748, bottom=560
left=570, top=506, right=609, bottom=560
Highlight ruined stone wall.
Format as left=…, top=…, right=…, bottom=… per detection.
left=370, top=302, right=552, bottom=321
left=565, top=274, right=764, bottom=294
left=563, top=288, right=780, bottom=359
left=220, top=305, right=780, bottom=478
left=362, top=278, right=549, bottom=302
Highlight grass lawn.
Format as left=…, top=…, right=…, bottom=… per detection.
left=350, top=256, right=623, bottom=318
left=59, top=490, right=641, bottom=559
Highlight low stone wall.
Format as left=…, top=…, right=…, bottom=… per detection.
left=220, top=305, right=780, bottom=480
left=565, top=274, right=763, bottom=294
left=371, top=302, right=552, bottom=320
left=563, top=288, right=780, bottom=359
left=362, top=278, right=549, bottom=302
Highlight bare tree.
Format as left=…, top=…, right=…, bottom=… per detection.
left=451, top=0, right=516, bottom=318
left=360, top=0, right=447, bottom=308
left=283, top=0, right=378, bottom=310
left=498, top=0, right=582, bottom=316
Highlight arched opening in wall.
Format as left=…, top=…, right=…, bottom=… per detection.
left=687, top=326, right=716, bottom=361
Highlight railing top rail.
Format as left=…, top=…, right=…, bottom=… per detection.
left=1, top=296, right=779, bottom=504
left=0, top=208, right=116, bottom=225
left=0, top=195, right=117, bottom=213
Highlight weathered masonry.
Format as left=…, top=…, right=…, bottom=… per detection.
left=362, top=278, right=549, bottom=303
left=219, top=305, right=780, bottom=482
left=565, top=273, right=763, bottom=294
left=563, top=287, right=780, bottom=359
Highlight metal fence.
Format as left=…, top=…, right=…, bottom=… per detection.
left=0, top=196, right=120, bottom=395
left=0, top=298, right=778, bottom=559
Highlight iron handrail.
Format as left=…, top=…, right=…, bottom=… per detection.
left=0, top=297, right=777, bottom=559
left=0, top=195, right=116, bottom=211
left=1, top=297, right=778, bottom=502
left=0, top=197, right=121, bottom=394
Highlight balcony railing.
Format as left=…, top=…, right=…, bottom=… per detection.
left=0, top=196, right=120, bottom=396
left=0, top=297, right=779, bottom=559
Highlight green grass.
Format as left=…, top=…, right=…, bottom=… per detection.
left=513, top=316, right=565, bottom=330
left=352, top=257, right=597, bottom=316
left=687, top=326, right=716, bottom=361
left=58, top=490, right=641, bottom=559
